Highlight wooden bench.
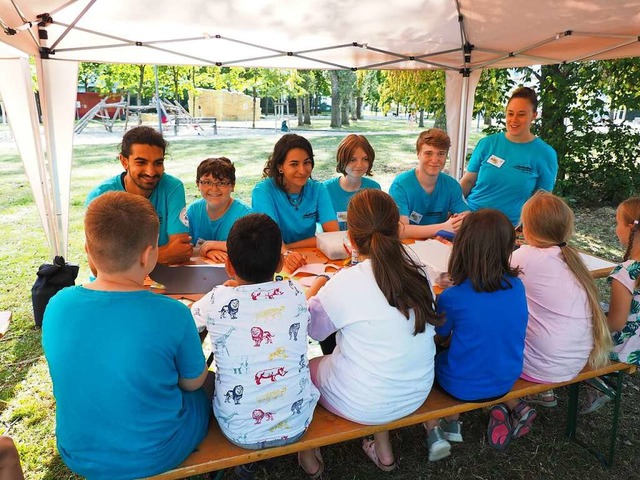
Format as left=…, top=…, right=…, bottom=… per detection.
left=0, top=311, right=11, bottom=338
left=145, top=361, right=636, bottom=479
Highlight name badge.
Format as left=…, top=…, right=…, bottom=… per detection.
left=409, top=211, right=423, bottom=224
left=337, top=211, right=348, bottom=222
left=487, top=155, right=505, bottom=168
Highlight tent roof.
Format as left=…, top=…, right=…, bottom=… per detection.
left=1, top=0, right=639, bottom=70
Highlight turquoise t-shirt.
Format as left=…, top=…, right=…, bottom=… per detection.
left=466, top=132, right=558, bottom=225
left=435, top=277, right=528, bottom=401
left=86, top=173, right=189, bottom=246
left=251, top=178, right=336, bottom=244
left=42, top=287, right=209, bottom=480
left=186, top=198, right=252, bottom=246
left=323, top=176, right=381, bottom=230
left=389, top=170, right=469, bottom=225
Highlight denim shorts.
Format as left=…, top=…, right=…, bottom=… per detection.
left=227, top=428, right=307, bottom=450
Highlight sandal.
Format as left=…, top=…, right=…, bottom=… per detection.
left=487, top=404, right=513, bottom=451
left=362, top=438, right=398, bottom=472
left=511, top=401, right=537, bottom=438
left=524, top=390, right=557, bottom=407
left=298, top=448, right=324, bottom=480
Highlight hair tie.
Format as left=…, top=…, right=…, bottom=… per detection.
left=634, top=220, right=639, bottom=225
left=557, top=242, right=567, bottom=248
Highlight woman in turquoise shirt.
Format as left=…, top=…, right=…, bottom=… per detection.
left=252, top=134, right=339, bottom=271
left=460, top=87, right=558, bottom=226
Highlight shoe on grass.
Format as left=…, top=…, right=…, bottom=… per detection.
left=487, top=404, right=513, bottom=451
left=426, top=426, right=451, bottom=461
left=580, top=390, right=612, bottom=415
left=524, top=389, right=557, bottom=408
left=511, top=401, right=537, bottom=438
left=439, top=418, right=463, bottom=443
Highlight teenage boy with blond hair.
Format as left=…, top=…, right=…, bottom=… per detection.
left=43, top=191, right=210, bottom=480
left=390, top=128, right=469, bottom=239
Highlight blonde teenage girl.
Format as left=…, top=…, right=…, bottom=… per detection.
left=489, top=191, right=612, bottom=444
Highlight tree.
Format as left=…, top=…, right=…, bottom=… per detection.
left=379, top=70, right=445, bottom=127
left=517, top=59, right=640, bottom=205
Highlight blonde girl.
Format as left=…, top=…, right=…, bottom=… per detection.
left=492, top=192, right=612, bottom=437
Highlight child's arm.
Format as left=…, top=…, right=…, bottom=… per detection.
left=607, top=278, right=633, bottom=331
left=200, top=240, right=228, bottom=263
left=178, top=365, right=208, bottom=391
left=306, top=275, right=330, bottom=299
left=307, top=296, right=338, bottom=341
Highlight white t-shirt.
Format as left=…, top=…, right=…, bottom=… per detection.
left=511, top=245, right=593, bottom=382
left=309, top=260, right=436, bottom=425
left=192, top=280, right=319, bottom=445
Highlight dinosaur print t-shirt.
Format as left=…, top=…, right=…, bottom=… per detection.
left=191, top=279, right=319, bottom=446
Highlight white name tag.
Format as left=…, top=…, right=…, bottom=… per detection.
left=409, top=211, right=424, bottom=224
left=487, top=155, right=505, bottom=168
left=337, top=211, right=348, bottom=222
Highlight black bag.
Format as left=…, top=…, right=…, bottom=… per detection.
left=31, top=256, right=79, bottom=328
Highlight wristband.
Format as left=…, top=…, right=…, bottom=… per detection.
left=283, top=250, right=293, bottom=258
left=317, top=274, right=331, bottom=281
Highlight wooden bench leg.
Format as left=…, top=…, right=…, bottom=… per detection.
left=566, top=371, right=628, bottom=467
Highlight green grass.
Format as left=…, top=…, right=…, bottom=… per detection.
left=0, top=119, right=636, bottom=480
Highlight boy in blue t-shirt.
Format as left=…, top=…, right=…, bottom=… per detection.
left=389, top=128, right=469, bottom=239
left=43, top=191, right=210, bottom=480
left=187, top=157, right=252, bottom=263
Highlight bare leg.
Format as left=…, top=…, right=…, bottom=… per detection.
left=371, top=431, right=394, bottom=466
left=0, top=437, right=24, bottom=480
left=298, top=448, right=322, bottom=477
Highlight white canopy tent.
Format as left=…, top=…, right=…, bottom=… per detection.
left=1, top=0, right=639, bottom=258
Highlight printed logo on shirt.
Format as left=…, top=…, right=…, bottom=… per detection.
left=513, top=165, right=533, bottom=174
left=409, top=211, right=423, bottom=224
left=487, top=155, right=506, bottom=168
left=424, top=211, right=444, bottom=218
left=179, top=206, right=189, bottom=227
left=336, top=211, right=348, bottom=222
left=303, top=210, right=317, bottom=219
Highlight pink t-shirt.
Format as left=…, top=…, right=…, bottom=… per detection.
left=511, top=245, right=593, bottom=382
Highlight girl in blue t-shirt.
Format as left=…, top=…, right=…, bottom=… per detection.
left=323, top=134, right=381, bottom=230
left=252, top=134, right=339, bottom=272
left=423, top=209, right=528, bottom=461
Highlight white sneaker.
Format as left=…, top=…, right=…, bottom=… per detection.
left=427, top=426, right=452, bottom=461
left=580, top=391, right=612, bottom=415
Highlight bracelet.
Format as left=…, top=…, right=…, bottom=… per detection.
left=282, top=250, right=293, bottom=258
left=317, top=274, right=331, bottom=281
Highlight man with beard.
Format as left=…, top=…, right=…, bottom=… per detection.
left=86, top=126, right=192, bottom=264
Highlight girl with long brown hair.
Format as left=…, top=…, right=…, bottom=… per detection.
left=424, top=209, right=528, bottom=459
left=302, top=189, right=440, bottom=473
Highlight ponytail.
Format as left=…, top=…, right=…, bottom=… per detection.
left=558, top=244, right=612, bottom=368
left=347, top=190, right=441, bottom=335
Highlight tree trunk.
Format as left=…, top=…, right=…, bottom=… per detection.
left=341, top=98, right=350, bottom=126
left=350, top=94, right=357, bottom=121
left=303, top=95, right=311, bottom=125
left=297, top=97, right=303, bottom=126
left=434, top=113, right=446, bottom=129
left=418, top=109, right=425, bottom=128
left=330, top=71, right=341, bottom=128
left=356, top=96, right=363, bottom=119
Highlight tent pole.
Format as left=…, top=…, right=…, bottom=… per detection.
left=154, top=65, right=162, bottom=132
left=455, top=72, right=470, bottom=180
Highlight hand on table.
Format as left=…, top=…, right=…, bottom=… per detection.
left=283, top=250, right=307, bottom=273
left=158, top=233, right=193, bottom=265
left=204, top=249, right=228, bottom=263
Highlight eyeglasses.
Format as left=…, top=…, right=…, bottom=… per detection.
left=198, top=180, right=231, bottom=188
